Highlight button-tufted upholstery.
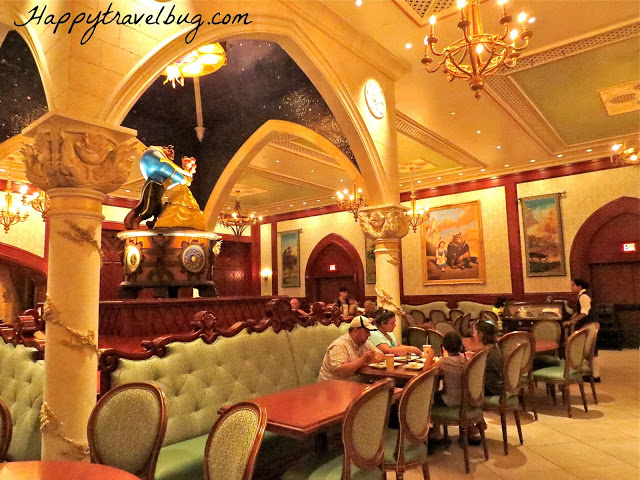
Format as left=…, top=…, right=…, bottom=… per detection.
left=0, top=338, right=44, bottom=461
left=401, top=302, right=450, bottom=319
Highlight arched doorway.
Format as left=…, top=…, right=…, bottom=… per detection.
left=570, top=196, right=640, bottom=346
left=305, top=234, right=364, bottom=304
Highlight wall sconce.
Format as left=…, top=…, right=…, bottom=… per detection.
left=261, top=268, right=272, bottom=281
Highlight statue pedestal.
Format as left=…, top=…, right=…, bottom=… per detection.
left=117, top=229, right=221, bottom=298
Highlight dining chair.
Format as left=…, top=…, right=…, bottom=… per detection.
left=479, top=310, right=499, bottom=324
left=383, top=366, right=439, bottom=480
left=410, top=310, right=428, bottom=325
left=532, top=320, right=562, bottom=367
left=426, top=329, right=444, bottom=356
left=449, top=309, right=464, bottom=325
left=88, top=382, right=167, bottom=480
left=532, top=329, right=589, bottom=418
left=204, top=402, right=267, bottom=480
left=483, top=343, right=528, bottom=455
left=581, top=322, right=600, bottom=404
left=435, top=321, right=456, bottom=336
left=430, top=347, right=491, bottom=473
left=0, top=397, right=12, bottom=462
left=459, top=313, right=472, bottom=337
left=282, top=378, right=395, bottom=480
left=429, top=309, right=448, bottom=325
left=407, top=326, right=428, bottom=349
left=498, top=331, right=537, bottom=420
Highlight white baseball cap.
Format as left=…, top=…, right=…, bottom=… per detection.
left=349, top=315, right=377, bottom=331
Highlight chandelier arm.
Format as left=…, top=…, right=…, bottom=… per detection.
left=478, top=47, right=498, bottom=76
left=447, top=49, right=474, bottom=79
left=428, top=41, right=444, bottom=58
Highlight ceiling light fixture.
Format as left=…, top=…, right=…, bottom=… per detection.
left=336, top=184, right=367, bottom=221
left=611, top=142, right=639, bottom=166
left=21, top=187, right=50, bottom=220
left=422, top=0, right=533, bottom=99
left=405, top=167, right=430, bottom=233
left=217, top=192, right=262, bottom=237
left=586, top=149, right=592, bottom=152
left=406, top=43, right=413, bottom=49
left=0, top=160, right=29, bottom=233
left=557, top=154, right=563, bottom=158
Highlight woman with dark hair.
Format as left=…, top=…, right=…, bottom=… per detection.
left=434, top=332, right=467, bottom=406
left=369, top=309, right=422, bottom=357
left=473, top=319, right=503, bottom=396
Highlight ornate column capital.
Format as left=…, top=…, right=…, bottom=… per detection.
left=20, top=113, right=137, bottom=194
left=358, top=204, right=410, bottom=240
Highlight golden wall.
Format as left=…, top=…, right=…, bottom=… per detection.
left=260, top=223, right=273, bottom=296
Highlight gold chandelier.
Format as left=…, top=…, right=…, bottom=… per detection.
left=611, top=142, right=639, bottom=166
left=0, top=180, right=29, bottom=233
left=336, top=184, right=367, bottom=221
left=217, top=197, right=262, bottom=237
left=21, top=186, right=51, bottom=220
left=163, top=43, right=227, bottom=88
left=422, top=0, right=533, bottom=99
left=405, top=168, right=430, bottom=233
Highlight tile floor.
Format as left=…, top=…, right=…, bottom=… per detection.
left=394, top=349, right=640, bottom=480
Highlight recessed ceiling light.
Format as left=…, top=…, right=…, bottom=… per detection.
left=0, top=169, right=5, bottom=172
left=125, top=189, right=131, bottom=192
left=331, top=196, right=335, bottom=199
left=399, top=184, right=403, bottom=187
left=504, top=164, right=510, bottom=167
left=458, top=173, right=463, bottom=176
left=405, top=43, right=412, bottom=49
left=586, top=149, right=592, bottom=152
left=265, top=209, right=269, bottom=211
left=480, top=168, right=486, bottom=172
left=557, top=154, right=563, bottom=158
left=227, top=207, right=231, bottom=209
left=528, top=17, right=536, bottom=23
left=491, top=176, right=498, bottom=179
left=276, top=207, right=280, bottom=210
left=276, top=160, right=280, bottom=163
left=302, top=202, right=306, bottom=205
left=310, top=170, right=314, bottom=173
left=450, top=112, right=455, bottom=116
left=437, top=176, right=441, bottom=180
left=497, top=146, right=501, bottom=149
left=476, top=130, right=481, bottom=134
left=340, top=179, right=344, bottom=182
left=417, top=180, right=422, bottom=184
left=355, top=0, right=362, bottom=6
left=316, top=199, right=321, bottom=202
left=289, top=204, right=293, bottom=207
left=530, top=159, right=536, bottom=163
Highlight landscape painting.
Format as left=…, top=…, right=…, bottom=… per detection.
left=280, top=230, right=300, bottom=287
left=421, top=201, right=485, bottom=285
left=520, top=194, right=566, bottom=276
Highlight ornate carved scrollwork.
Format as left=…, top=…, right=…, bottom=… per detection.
left=21, top=124, right=136, bottom=193
left=358, top=208, right=410, bottom=239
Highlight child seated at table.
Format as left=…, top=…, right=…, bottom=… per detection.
left=434, top=332, right=467, bottom=406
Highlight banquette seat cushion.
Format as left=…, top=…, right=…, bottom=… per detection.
left=457, top=301, right=494, bottom=319
left=0, top=339, right=43, bottom=461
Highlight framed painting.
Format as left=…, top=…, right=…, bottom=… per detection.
left=421, top=200, right=486, bottom=285
left=280, top=230, right=301, bottom=287
left=365, top=235, right=376, bottom=284
left=519, top=193, right=567, bottom=276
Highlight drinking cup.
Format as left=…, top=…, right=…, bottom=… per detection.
left=385, top=354, right=395, bottom=371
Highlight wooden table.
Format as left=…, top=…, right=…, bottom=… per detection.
left=462, top=338, right=558, bottom=353
left=0, top=461, right=139, bottom=480
left=218, top=380, right=377, bottom=439
left=360, top=361, right=436, bottom=383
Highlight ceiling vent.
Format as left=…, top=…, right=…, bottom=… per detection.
left=393, top=0, right=457, bottom=25
left=598, top=80, right=640, bottom=116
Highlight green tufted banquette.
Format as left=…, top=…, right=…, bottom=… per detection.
left=0, top=338, right=44, bottom=461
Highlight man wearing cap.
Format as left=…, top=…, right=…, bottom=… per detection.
left=317, top=315, right=385, bottom=382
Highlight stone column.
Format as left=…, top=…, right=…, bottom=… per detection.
left=359, top=206, right=409, bottom=341
left=21, top=114, right=136, bottom=461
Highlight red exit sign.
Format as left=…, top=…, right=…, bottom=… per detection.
left=329, top=264, right=337, bottom=271
left=623, top=242, right=637, bottom=252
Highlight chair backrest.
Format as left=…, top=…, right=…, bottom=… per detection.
left=429, top=309, right=448, bottom=325
left=498, top=331, right=534, bottom=376
left=426, top=329, right=444, bottom=356
left=343, top=378, right=395, bottom=476
left=531, top=320, right=561, bottom=344
left=460, top=313, right=472, bottom=337
left=461, top=347, right=490, bottom=413
left=410, top=310, right=428, bottom=325
left=449, top=309, right=464, bottom=323
left=502, top=343, right=528, bottom=397
left=480, top=310, right=499, bottom=323
left=88, top=382, right=167, bottom=480
left=582, top=322, right=600, bottom=364
left=564, top=329, right=588, bottom=376
left=204, top=402, right=267, bottom=480
left=0, top=397, right=12, bottom=462
left=393, top=366, right=439, bottom=465
left=435, top=321, right=455, bottom=336
left=407, top=326, right=427, bottom=349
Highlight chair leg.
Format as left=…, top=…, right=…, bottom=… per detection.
left=590, top=377, right=598, bottom=404
left=560, top=383, right=567, bottom=406
left=528, top=381, right=538, bottom=420
left=579, top=383, right=588, bottom=412
left=514, top=410, right=523, bottom=445
left=520, top=385, right=527, bottom=412
left=478, top=421, right=489, bottom=460
left=564, top=384, right=572, bottom=418
left=422, top=462, right=430, bottom=480
left=500, top=412, right=508, bottom=455
left=460, top=426, right=470, bottom=473
left=443, top=426, right=449, bottom=450
left=550, top=384, right=557, bottom=405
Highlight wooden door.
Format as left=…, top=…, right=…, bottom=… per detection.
left=212, top=241, right=252, bottom=296
left=590, top=262, right=640, bottom=305
left=100, top=229, right=124, bottom=300
left=315, top=276, right=357, bottom=304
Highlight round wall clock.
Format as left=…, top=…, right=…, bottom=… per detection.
left=182, top=244, right=206, bottom=273
left=124, top=244, right=141, bottom=274
left=364, top=79, right=386, bottom=119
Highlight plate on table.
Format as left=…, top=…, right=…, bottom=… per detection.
left=368, top=362, right=402, bottom=369
left=404, top=362, right=424, bottom=371
left=395, top=354, right=424, bottom=363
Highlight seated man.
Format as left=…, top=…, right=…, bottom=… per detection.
left=318, top=316, right=384, bottom=382
left=289, top=298, right=308, bottom=315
